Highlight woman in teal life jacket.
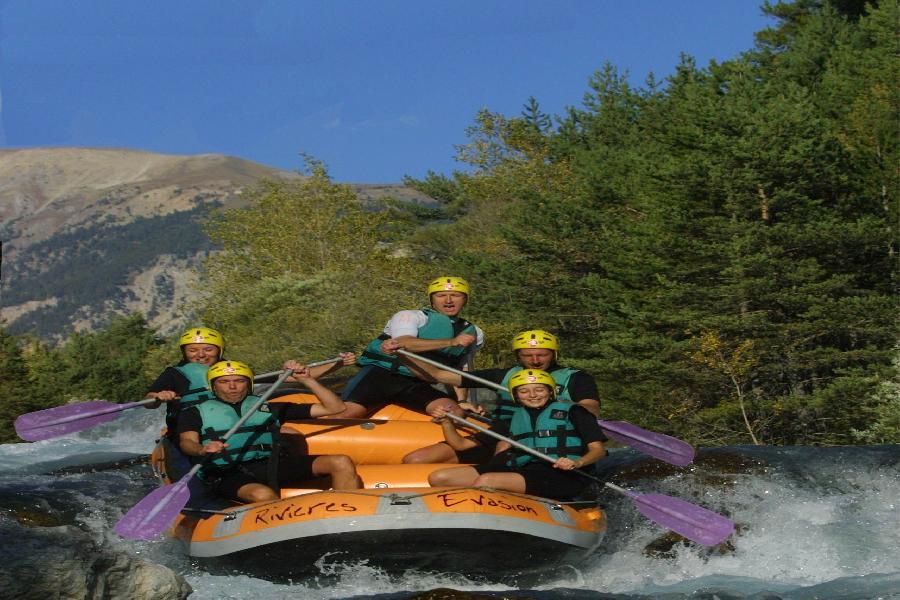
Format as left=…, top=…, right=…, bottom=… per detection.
left=143, top=327, right=228, bottom=484
left=145, top=327, right=354, bottom=436
left=335, top=276, right=484, bottom=419
left=401, top=329, right=601, bottom=464
left=177, top=360, right=361, bottom=503
left=145, top=327, right=225, bottom=441
left=427, top=369, right=607, bottom=501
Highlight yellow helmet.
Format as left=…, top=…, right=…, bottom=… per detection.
left=207, top=360, right=254, bottom=385
left=512, top=329, right=560, bottom=353
left=508, top=369, right=557, bottom=398
left=427, top=276, right=470, bottom=297
left=179, top=327, right=224, bottom=352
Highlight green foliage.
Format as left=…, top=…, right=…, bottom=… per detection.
left=0, top=315, right=163, bottom=442
left=55, top=314, right=163, bottom=402
left=198, top=172, right=430, bottom=368
left=0, top=327, right=35, bottom=442
left=400, top=0, right=898, bottom=445
left=851, top=349, right=900, bottom=444
left=7, top=1, right=896, bottom=449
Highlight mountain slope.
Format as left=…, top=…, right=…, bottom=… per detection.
left=0, top=148, right=428, bottom=340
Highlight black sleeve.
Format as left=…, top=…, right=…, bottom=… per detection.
left=176, top=407, right=203, bottom=438
left=566, top=371, right=600, bottom=403
left=459, top=368, right=507, bottom=389
left=147, top=366, right=190, bottom=395
left=472, top=419, right=508, bottom=446
left=569, top=405, right=608, bottom=444
left=269, top=402, right=313, bottom=422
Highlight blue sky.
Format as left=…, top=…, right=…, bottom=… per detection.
left=0, top=1, right=773, bottom=183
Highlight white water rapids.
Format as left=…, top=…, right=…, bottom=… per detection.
left=1, top=407, right=898, bottom=599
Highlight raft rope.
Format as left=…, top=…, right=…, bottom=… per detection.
left=182, top=486, right=595, bottom=518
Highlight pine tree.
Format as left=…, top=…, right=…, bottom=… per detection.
left=57, top=314, right=162, bottom=403
left=0, top=327, right=33, bottom=442
left=199, top=167, right=426, bottom=367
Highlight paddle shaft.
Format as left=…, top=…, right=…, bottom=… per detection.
left=125, top=368, right=296, bottom=530
left=20, top=358, right=340, bottom=432
left=398, top=349, right=505, bottom=393
left=214, top=368, right=294, bottom=442
left=444, top=413, right=605, bottom=485
left=253, top=356, right=343, bottom=380
left=26, top=398, right=159, bottom=429
left=397, top=349, right=696, bottom=467
left=443, top=412, right=734, bottom=547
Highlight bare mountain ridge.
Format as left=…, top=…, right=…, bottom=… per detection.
left=0, top=148, right=302, bottom=258
left=0, top=147, right=431, bottom=341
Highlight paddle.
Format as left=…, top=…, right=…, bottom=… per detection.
left=114, top=368, right=295, bottom=540
left=444, top=413, right=734, bottom=547
left=396, top=350, right=695, bottom=467
left=16, top=398, right=161, bottom=442
left=14, top=357, right=344, bottom=442
left=253, top=355, right=342, bottom=380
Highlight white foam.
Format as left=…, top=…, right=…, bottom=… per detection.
left=0, top=402, right=165, bottom=472
left=2, top=424, right=899, bottom=599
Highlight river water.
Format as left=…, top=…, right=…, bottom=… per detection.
left=1, top=407, right=898, bottom=599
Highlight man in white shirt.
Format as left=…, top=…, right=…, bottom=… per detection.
left=335, top=276, right=484, bottom=418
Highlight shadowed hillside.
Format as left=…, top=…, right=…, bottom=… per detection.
left=0, top=148, right=430, bottom=340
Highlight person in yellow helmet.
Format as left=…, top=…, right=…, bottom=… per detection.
left=400, top=329, right=601, bottom=464
left=145, top=326, right=354, bottom=479
left=177, top=360, right=361, bottom=503
left=144, top=327, right=226, bottom=438
left=334, top=276, right=484, bottom=418
left=426, top=369, right=607, bottom=501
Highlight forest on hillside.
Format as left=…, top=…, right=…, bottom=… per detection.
left=1, top=0, right=897, bottom=446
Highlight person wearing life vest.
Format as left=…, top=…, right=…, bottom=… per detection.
left=335, top=276, right=485, bottom=418
left=144, top=327, right=225, bottom=438
left=177, top=360, right=361, bottom=503
left=400, top=329, right=601, bottom=464
left=426, top=369, right=607, bottom=501
left=145, top=326, right=354, bottom=435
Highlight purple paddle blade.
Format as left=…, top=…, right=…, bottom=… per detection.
left=114, top=476, right=193, bottom=540
left=599, top=420, right=696, bottom=467
left=624, top=488, right=735, bottom=546
left=15, top=401, right=130, bottom=441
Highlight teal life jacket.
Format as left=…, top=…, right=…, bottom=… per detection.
left=493, top=365, right=580, bottom=423
left=195, top=395, right=276, bottom=471
left=171, top=362, right=215, bottom=414
left=506, top=401, right=584, bottom=467
left=358, top=308, right=477, bottom=377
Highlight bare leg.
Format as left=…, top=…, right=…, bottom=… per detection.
left=235, top=482, right=279, bottom=503
left=312, top=454, right=362, bottom=489
left=473, top=472, right=527, bottom=494
left=403, top=441, right=459, bottom=464
left=428, top=465, right=480, bottom=487
left=319, top=402, right=367, bottom=419
left=425, top=397, right=464, bottom=417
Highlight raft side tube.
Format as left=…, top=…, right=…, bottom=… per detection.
left=184, top=488, right=605, bottom=558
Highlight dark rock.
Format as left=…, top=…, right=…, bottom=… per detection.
left=408, top=590, right=534, bottom=600
left=642, top=529, right=739, bottom=559
left=0, top=518, right=191, bottom=599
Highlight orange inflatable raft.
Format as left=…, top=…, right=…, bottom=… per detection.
left=152, top=393, right=607, bottom=579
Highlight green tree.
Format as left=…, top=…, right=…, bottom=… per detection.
left=0, top=327, right=35, bottom=442
left=402, top=2, right=898, bottom=446
left=56, top=314, right=162, bottom=403
left=199, top=166, right=428, bottom=368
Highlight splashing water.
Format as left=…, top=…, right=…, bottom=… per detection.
left=1, top=407, right=898, bottom=599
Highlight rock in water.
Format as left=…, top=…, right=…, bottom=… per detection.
left=0, top=518, right=191, bottom=599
